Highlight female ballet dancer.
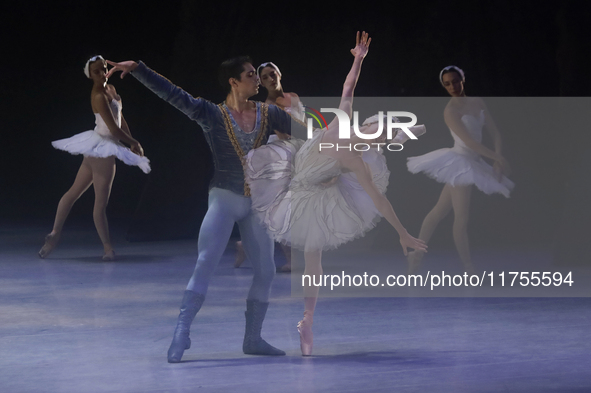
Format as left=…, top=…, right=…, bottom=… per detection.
left=245, top=32, right=427, bottom=355
left=406, top=65, right=514, bottom=273
left=257, top=61, right=306, bottom=127
left=234, top=61, right=302, bottom=271
left=38, top=55, right=150, bottom=261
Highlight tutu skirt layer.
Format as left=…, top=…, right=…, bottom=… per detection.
left=407, top=148, right=513, bottom=197
left=246, top=137, right=389, bottom=252
left=52, top=130, right=151, bottom=174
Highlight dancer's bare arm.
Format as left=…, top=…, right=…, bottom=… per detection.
left=477, top=98, right=511, bottom=179
left=341, top=156, right=427, bottom=256
left=327, top=31, right=371, bottom=130
left=107, top=84, right=133, bottom=138
left=93, top=92, right=144, bottom=156
left=120, top=115, right=132, bottom=138
left=444, top=106, right=510, bottom=177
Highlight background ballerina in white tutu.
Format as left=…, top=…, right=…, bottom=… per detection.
left=245, top=32, right=427, bottom=356
left=406, top=65, right=514, bottom=274
left=39, top=55, right=149, bottom=261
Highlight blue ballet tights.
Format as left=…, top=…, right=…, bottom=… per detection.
left=186, top=188, right=276, bottom=302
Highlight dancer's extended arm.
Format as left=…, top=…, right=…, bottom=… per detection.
left=341, top=155, right=427, bottom=256
left=478, top=98, right=511, bottom=179
left=93, top=92, right=144, bottom=156
left=106, top=60, right=216, bottom=127
left=328, top=31, right=371, bottom=129
left=444, top=106, right=510, bottom=177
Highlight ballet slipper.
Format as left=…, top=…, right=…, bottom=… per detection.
left=102, top=249, right=116, bottom=261
left=297, top=311, right=314, bottom=356
left=234, top=241, right=246, bottom=268
left=38, top=232, right=60, bottom=259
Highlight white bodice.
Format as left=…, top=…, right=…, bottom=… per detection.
left=94, top=99, right=122, bottom=138
left=450, top=109, right=484, bottom=156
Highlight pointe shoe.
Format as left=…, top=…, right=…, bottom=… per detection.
left=38, top=233, right=60, bottom=259
left=297, top=313, right=313, bottom=356
left=102, top=250, right=116, bottom=261
left=234, top=241, right=246, bottom=268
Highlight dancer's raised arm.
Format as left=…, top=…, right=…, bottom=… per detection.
left=92, top=88, right=143, bottom=156
left=444, top=105, right=510, bottom=179
left=328, top=31, right=371, bottom=129
left=106, top=60, right=216, bottom=128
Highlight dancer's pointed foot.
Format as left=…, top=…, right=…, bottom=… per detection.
left=102, top=249, right=116, bottom=261
left=297, top=312, right=313, bottom=356
left=38, top=232, right=60, bottom=259
left=168, top=291, right=206, bottom=363
left=391, top=125, right=426, bottom=144
left=168, top=335, right=191, bottom=363
left=234, top=241, right=246, bottom=268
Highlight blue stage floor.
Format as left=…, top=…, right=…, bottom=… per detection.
left=1, top=222, right=590, bottom=392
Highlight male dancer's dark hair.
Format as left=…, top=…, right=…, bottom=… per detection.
left=218, top=56, right=254, bottom=94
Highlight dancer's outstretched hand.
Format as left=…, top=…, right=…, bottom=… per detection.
left=399, top=231, right=427, bottom=256
left=350, top=31, right=371, bottom=58
left=106, top=60, right=138, bottom=79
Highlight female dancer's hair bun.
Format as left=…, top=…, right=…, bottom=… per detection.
left=84, top=55, right=105, bottom=78
left=439, top=65, right=465, bottom=85
left=256, top=62, right=282, bottom=79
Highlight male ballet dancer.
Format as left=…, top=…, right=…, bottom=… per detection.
left=107, top=57, right=302, bottom=362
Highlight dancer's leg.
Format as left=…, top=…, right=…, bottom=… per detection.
left=238, top=211, right=285, bottom=355
left=449, top=184, right=473, bottom=272
left=277, top=243, right=292, bottom=272
left=87, top=156, right=116, bottom=258
left=186, top=188, right=245, bottom=294
left=238, top=214, right=275, bottom=302
left=408, top=184, right=453, bottom=272
left=52, top=158, right=94, bottom=234
left=418, top=184, right=453, bottom=243
left=169, top=188, right=244, bottom=362
left=39, top=157, right=94, bottom=258
left=298, top=250, right=322, bottom=356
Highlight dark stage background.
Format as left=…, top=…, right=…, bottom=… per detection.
left=2, top=1, right=590, bottom=262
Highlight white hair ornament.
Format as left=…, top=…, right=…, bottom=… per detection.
left=439, top=65, right=465, bottom=85
left=84, top=55, right=104, bottom=78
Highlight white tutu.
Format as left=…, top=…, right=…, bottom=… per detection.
left=407, top=110, right=513, bottom=197
left=52, top=100, right=151, bottom=174
left=245, top=130, right=390, bottom=252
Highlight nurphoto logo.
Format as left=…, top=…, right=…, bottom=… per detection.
left=305, top=108, right=420, bottom=152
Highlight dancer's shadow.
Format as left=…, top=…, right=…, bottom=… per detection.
left=175, top=350, right=439, bottom=369
left=56, top=254, right=162, bottom=263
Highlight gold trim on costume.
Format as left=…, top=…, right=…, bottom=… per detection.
left=218, top=102, right=269, bottom=197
